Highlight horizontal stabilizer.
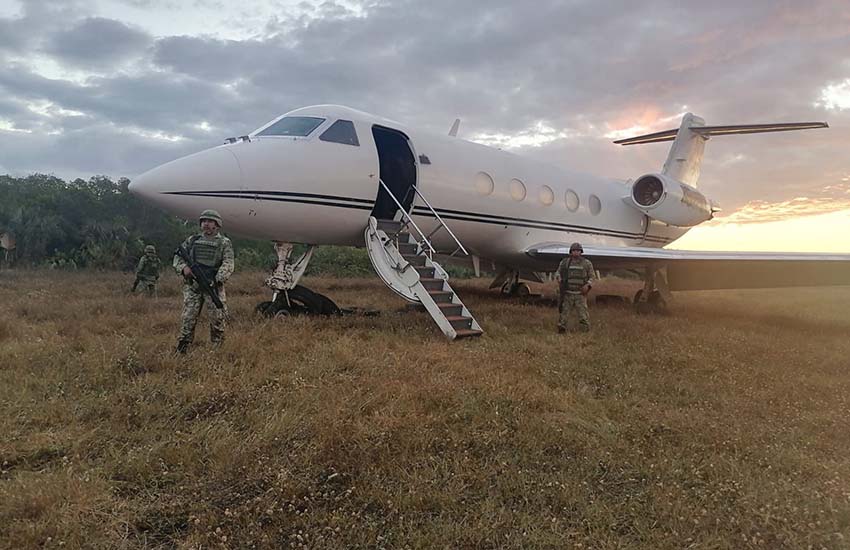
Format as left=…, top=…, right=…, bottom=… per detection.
left=614, top=121, right=828, bottom=145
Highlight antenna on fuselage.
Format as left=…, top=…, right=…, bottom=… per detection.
left=448, top=118, right=461, bottom=137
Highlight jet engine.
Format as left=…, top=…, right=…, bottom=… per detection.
left=627, top=173, right=714, bottom=227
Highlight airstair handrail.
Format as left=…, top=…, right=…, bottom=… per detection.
left=410, top=186, right=469, bottom=257
left=377, top=179, right=437, bottom=257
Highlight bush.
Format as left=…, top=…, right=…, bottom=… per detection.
left=306, top=246, right=374, bottom=277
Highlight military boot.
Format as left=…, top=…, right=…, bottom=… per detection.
left=175, top=340, right=191, bottom=354
left=210, top=329, right=224, bottom=348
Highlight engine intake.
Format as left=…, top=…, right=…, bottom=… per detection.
left=627, top=173, right=714, bottom=227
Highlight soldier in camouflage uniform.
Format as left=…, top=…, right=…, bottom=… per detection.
left=172, top=209, right=235, bottom=353
left=134, top=244, right=161, bottom=296
left=556, top=242, right=595, bottom=333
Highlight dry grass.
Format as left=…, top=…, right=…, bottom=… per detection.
left=1, top=269, right=849, bottom=549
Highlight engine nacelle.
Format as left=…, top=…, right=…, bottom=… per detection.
left=627, top=173, right=714, bottom=227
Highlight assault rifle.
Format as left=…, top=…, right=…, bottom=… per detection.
left=174, top=245, right=224, bottom=309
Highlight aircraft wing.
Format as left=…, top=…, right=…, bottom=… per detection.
left=526, top=244, right=850, bottom=291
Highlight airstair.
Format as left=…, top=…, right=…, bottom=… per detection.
left=364, top=180, right=483, bottom=340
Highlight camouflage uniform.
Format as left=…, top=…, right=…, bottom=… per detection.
left=135, top=246, right=161, bottom=296
left=173, top=232, right=235, bottom=348
left=557, top=255, right=595, bottom=332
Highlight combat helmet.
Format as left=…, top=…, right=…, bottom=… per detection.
left=569, top=242, right=583, bottom=253
left=199, top=209, right=223, bottom=227
left=144, top=244, right=156, bottom=254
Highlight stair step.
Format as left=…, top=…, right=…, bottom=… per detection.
left=397, top=242, right=418, bottom=255
left=427, top=290, right=454, bottom=303
left=454, top=329, right=483, bottom=339
left=402, top=254, right=426, bottom=266
left=445, top=315, right=473, bottom=330
left=419, top=277, right=444, bottom=290
left=415, top=266, right=435, bottom=278
left=377, top=219, right=402, bottom=233
left=437, top=303, right=463, bottom=316
left=397, top=232, right=411, bottom=242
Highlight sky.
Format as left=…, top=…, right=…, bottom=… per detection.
left=1, top=0, right=849, bottom=251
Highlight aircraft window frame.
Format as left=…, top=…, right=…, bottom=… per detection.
left=256, top=116, right=326, bottom=137
left=510, top=178, right=527, bottom=201
left=475, top=172, right=494, bottom=196
left=319, top=119, right=360, bottom=146
left=539, top=185, right=554, bottom=206
left=565, top=189, right=580, bottom=212
left=589, top=194, right=602, bottom=215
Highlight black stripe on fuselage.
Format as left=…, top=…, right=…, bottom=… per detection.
left=410, top=205, right=669, bottom=242
left=163, top=190, right=672, bottom=244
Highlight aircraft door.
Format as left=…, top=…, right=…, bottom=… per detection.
left=371, top=125, right=417, bottom=220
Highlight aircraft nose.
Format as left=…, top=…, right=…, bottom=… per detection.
left=129, top=147, right=242, bottom=205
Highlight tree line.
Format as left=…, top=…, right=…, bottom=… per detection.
left=0, top=174, right=378, bottom=275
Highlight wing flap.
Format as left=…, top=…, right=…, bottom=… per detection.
left=527, top=244, right=850, bottom=291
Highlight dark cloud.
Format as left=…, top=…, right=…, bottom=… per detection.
left=0, top=122, right=207, bottom=179
left=42, top=17, right=152, bottom=69
left=0, top=0, right=88, bottom=54
left=0, top=0, right=849, bottom=217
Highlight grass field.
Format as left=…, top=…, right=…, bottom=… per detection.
left=1, top=269, right=849, bottom=549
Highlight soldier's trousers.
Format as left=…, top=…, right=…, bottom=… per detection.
left=558, top=292, right=590, bottom=331
left=178, top=284, right=227, bottom=345
left=136, top=279, right=157, bottom=297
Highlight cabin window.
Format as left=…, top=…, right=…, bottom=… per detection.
left=589, top=194, right=602, bottom=215
left=539, top=185, right=554, bottom=206
left=510, top=178, right=526, bottom=201
left=319, top=119, right=360, bottom=146
left=475, top=172, right=494, bottom=196
left=565, top=189, right=580, bottom=212
left=256, top=116, right=325, bottom=137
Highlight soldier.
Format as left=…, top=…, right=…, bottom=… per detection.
left=172, top=209, right=235, bottom=353
left=133, top=244, right=161, bottom=296
left=556, top=242, right=595, bottom=333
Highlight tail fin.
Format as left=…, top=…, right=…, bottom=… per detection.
left=614, top=115, right=828, bottom=188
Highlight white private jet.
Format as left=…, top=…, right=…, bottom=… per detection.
left=129, top=105, right=849, bottom=339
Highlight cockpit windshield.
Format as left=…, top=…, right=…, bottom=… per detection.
left=256, top=116, right=325, bottom=137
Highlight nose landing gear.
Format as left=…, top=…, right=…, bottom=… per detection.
left=255, top=242, right=341, bottom=317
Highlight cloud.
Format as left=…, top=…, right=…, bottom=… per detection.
left=42, top=17, right=152, bottom=69
left=707, top=182, right=850, bottom=224
left=0, top=0, right=89, bottom=55
left=0, top=122, right=205, bottom=179
left=0, top=0, right=848, bottom=206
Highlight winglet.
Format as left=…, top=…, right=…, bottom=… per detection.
left=448, top=118, right=461, bottom=137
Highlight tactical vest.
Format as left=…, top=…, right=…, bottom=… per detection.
left=190, top=235, right=224, bottom=280
left=138, top=255, right=161, bottom=279
left=563, top=258, right=589, bottom=293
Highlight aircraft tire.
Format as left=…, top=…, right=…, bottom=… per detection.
left=287, top=285, right=341, bottom=315
left=255, top=301, right=276, bottom=318
left=501, top=281, right=530, bottom=297
left=633, top=289, right=643, bottom=304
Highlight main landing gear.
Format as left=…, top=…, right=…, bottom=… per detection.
left=634, top=264, right=673, bottom=315
left=490, top=269, right=532, bottom=297
left=254, top=242, right=340, bottom=318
